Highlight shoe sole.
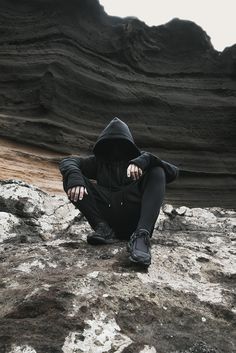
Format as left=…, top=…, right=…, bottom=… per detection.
left=87, top=236, right=118, bottom=245
left=129, top=255, right=151, bottom=267
left=127, top=243, right=151, bottom=266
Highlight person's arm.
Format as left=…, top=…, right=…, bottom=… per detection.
left=58, top=155, right=97, bottom=193
left=129, top=150, right=179, bottom=184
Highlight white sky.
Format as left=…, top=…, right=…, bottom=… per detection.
left=99, top=0, right=236, bottom=51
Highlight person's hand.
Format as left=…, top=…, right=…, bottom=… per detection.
left=67, top=186, right=88, bottom=202
left=127, top=163, right=143, bottom=180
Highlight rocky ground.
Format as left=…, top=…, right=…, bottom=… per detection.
left=0, top=179, right=235, bottom=353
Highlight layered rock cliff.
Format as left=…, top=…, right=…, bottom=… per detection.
left=0, top=0, right=235, bottom=207
left=0, top=179, right=236, bottom=352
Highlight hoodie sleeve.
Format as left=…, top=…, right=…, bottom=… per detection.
left=129, top=150, right=180, bottom=184
left=58, top=155, right=97, bottom=192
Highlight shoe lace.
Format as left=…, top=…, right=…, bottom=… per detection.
left=131, top=230, right=150, bottom=246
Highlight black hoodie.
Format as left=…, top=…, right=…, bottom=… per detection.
left=59, top=117, right=179, bottom=207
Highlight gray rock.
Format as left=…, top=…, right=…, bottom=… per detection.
left=175, top=206, right=188, bottom=216
left=163, top=204, right=174, bottom=215
left=0, top=180, right=235, bottom=353
left=0, top=179, right=79, bottom=242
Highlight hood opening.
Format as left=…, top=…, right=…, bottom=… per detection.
left=93, top=117, right=141, bottom=161
left=93, top=138, right=141, bottom=161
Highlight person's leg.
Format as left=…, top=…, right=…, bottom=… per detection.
left=69, top=176, right=111, bottom=231
left=136, top=166, right=166, bottom=235
left=109, top=193, right=141, bottom=239
left=109, top=166, right=166, bottom=239
left=126, top=166, right=166, bottom=266
left=73, top=178, right=119, bottom=245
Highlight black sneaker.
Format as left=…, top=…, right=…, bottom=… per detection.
left=87, top=222, right=117, bottom=245
left=127, top=229, right=151, bottom=266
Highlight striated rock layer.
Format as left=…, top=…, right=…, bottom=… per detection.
left=0, top=137, right=63, bottom=195
left=0, top=179, right=236, bottom=352
left=0, top=0, right=236, bottom=207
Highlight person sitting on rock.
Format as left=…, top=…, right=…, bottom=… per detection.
left=58, top=117, right=179, bottom=267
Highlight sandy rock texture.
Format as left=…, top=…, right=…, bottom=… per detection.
left=0, top=179, right=235, bottom=353
left=0, top=0, right=235, bottom=207
left=0, top=137, right=64, bottom=196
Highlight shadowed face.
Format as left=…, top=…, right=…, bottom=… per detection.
left=96, top=138, right=137, bottom=161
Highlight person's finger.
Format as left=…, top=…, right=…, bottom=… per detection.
left=134, top=165, right=139, bottom=179
left=131, top=164, right=136, bottom=180
left=85, top=188, right=88, bottom=195
left=70, top=187, right=76, bottom=201
left=127, top=164, right=131, bottom=177
left=79, top=186, right=84, bottom=200
left=130, top=164, right=134, bottom=179
left=138, top=168, right=143, bottom=177
left=129, top=164, right=134, bottom=178
left=73, top=186, right=80, bottom=202
left=74, top=186, right=79, bottom=201
left=132, top=165, right=137, bottom=180
left=67, top=188, right=71, bottom=198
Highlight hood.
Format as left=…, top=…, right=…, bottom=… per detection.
left=93, top=117, right=141, bottom=161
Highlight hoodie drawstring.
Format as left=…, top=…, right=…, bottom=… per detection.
left=108, top=163, right=111, bottom=208
left=107, top=161, right=124, bottom=208
left=121, top=191, right=124, bottom=206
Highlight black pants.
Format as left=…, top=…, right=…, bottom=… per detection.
left=71, top=166, right=166, bottom=239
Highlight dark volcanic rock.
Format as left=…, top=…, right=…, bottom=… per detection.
left=0, top=0, right=235, bottom=208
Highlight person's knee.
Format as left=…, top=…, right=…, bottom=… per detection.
left=148, top=166, right=165, bottom=181
left=138, top=166, right=165, bottom=193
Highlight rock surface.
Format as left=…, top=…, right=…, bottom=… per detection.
left=0, top=137, right=63, bottom=196
left=0, top=0, right=235, bottom=207
left=0, top=179, right=235, bottom=353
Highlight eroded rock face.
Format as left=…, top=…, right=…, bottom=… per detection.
left=0, top=180, right=235, bottom=352
left=0, top=0, right=235, bottom=208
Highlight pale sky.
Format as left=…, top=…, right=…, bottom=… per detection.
left=99, top=0, right=236, bottom=51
